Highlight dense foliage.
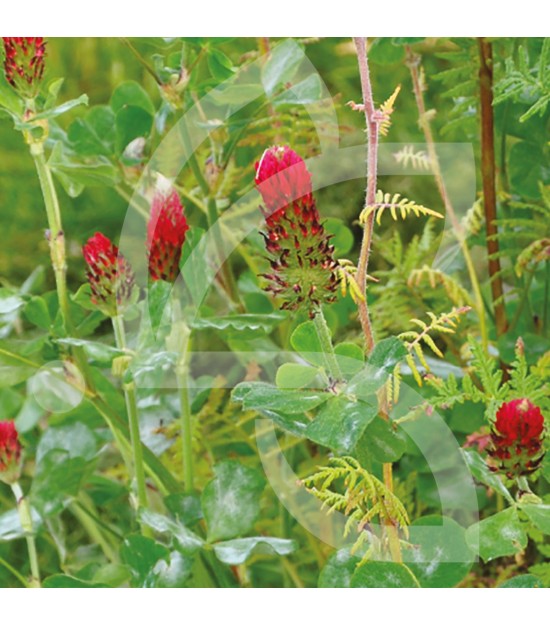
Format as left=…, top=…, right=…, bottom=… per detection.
left=0, top=37, right=549, bottom=589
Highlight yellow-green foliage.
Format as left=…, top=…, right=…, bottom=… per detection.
left=399, top=307, right=471, bottom=386
left=360, top=190, right=443, bottom=226
left=408, top=265, right=474, bottom=307
left=302, top=456, right=410, bottom=562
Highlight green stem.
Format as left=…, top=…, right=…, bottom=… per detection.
left=30, top=143, right=71, bottom=330
left=112, top=315, right=149, bottom=526
left=313, top=308, right=343, bottom=382
left=11, top=482, right=40, bottom=587
left=171, top=296, right=195, bottom=492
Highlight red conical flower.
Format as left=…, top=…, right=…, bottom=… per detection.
left=0, top=421, right=22, bottom=485
left=147, top=190, right=189, bottom=282
left=488, top=398, right=546, bottom=478
left=2, top=37, right=46, bottom=99
left=255, top=146, right=338, bottom=317
left=83, top=232, right=136, bottom=317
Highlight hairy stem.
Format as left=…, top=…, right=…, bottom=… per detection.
left=353, top=37, right=402, bottom=563
left=405, top=47, right=489, bottom=351
left=353, top=37, right=378, bottom=355
left=11, top=482, right=40, bottom=587
left=112, top=315, right=149, bottom=527
left=478, top=38, right=508, bottom=338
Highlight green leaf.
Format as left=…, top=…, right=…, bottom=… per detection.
left=139, top=510, right=204, bottom=554
left=466, top=508, right=528, bottom=562
left=110, top=81, right=155, bottom=115
left=318, top=548, right=360, bottom=588
left=290, top=321, right=324, bottom=367
left=334, top=342, right=364, bottom=377
left=143, top=550, right=194, bottom=588
left=14, top=395, right=43, bottom=433
left=463, top=450, right=514, bottom=504
left=29, top=93, right=88, bottom=122
left=146, top=280, right=173, bottom=333
left=356, top=416, right=406, bottom=463
left=91, top=563, right=131, bottom=588
left=207, top=49, right=235, bottom=81
left=56, top=337, right=122, bottom=363
left=31, top=449, right=91, bottom=517
left=164, top=493, right=203, bottom=526
left=48, top=142, right=119, bottom=195
left=407, top=515, right=473, bottom=588
left=261, top=39, right=304, bottom=96
left=275, top=363, right=319, bottom=389
left=202, top=460, right=266, bottom=542
left=351, top=561, right=419, bottom=588
left=348, top=337, right=406, bottom=398
left=306, top=397, right=377, bottom=454
left=521, top=504, right=550, bottom=534
left=233, top=384, right=310, bottom=436
left=499, top=574, right=544, bottom=588
left=115, top=105, right=153, bottom=154
left=42, top=574, right=106, bottom=588
left=67, top=105, right=116, bottom=157
left=213, top=537, right=296, bottom=565
left=36, top=422, right=98, bottom=464
left=273, top=74, right=322, bottom=106
left=23, top=296, right=51, bottom=329
left=191, top=312, right=286, bottom=334
left=238, top=382, right=329, bottom=414
left=121, top=534, right=170, bottom=588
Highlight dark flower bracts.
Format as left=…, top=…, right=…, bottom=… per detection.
left=2, top=37, right=46, bottom=99
left=147, top=190, right=189, bottom=283
left=83, top=232, right=136, bottom=317
left=255, top=146, right=338, bottom=317
left=0, top=421, right=22, bottom=485
left=488, top=398, right=546, bottom=479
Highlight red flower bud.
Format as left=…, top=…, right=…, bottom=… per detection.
left=2, top=37, right=46, bottom=99
left=488, top=398, right=546, bottom=478
left=0, top=421, right=22, bottom=484
left=255, top=146, right=338, bottom=317
left=147, top=190, right=189, bottom=282
left=83, top=232, right=136, bottom=317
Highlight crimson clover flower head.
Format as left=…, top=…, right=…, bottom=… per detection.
left=255, top=145, right=313, bottom=212
left=2, top=37, right=46, bottom=99
left=0, top=421, right=22, bottom=485
left=488, top=398, right=546, bottom=478
left=255, top=146, right=338, bottom=318
left=83, top=232, right=136, bottom=317
left=147, top=189, right=189, bottom=283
